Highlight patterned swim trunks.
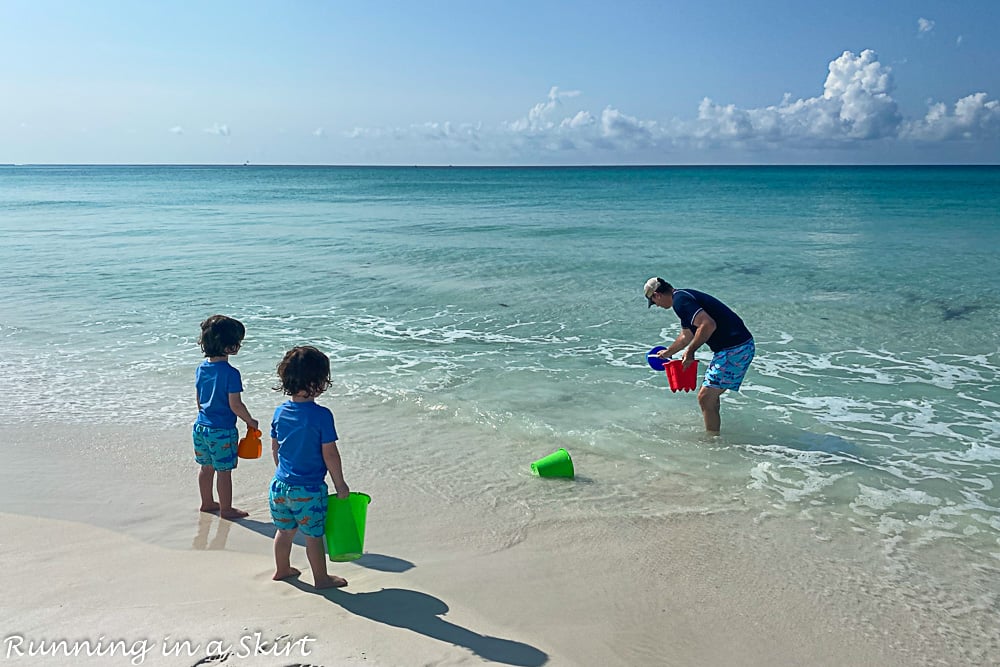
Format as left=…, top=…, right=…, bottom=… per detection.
left=269, top=478, right=329, bottom=537
left=192, top=424, right=239, bottom=471
left=703, top=339, right=755, bottom=391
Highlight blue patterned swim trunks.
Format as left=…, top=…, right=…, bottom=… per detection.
left=269, top=478, right=329, bottom=537
left=703, top=339, right=755, bottom=391
left=192, top=424, right=239, bottom=471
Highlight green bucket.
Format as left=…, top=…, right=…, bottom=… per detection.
left=324, top=492, right=371, bottom=562
left=530, top=448, right=574, bottom=479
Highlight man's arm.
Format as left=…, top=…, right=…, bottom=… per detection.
left=681, top=311, right=716, bottom=369
left=658, top=328, right=694, bottom=359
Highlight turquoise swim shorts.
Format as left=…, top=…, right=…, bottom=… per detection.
left=703, top=339, right=755, bottom=391
left=269, top=478, right=329, bottom=537
left=192, top=424, right=239, bottom=471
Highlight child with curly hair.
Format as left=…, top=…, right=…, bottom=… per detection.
left=269, top=345, right=350, bottom=589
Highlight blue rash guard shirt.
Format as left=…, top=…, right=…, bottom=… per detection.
left=271, top=401, right=339, bottom=487
left=194, top=360, right=244, bottom=429
left=671, top=289, right=753, bottom=352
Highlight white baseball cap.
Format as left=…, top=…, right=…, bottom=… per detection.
left=644, top=277, right=667, bottom=307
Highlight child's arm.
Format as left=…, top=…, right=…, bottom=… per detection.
left=322, top=441, right=350, bottom=499
left=228, top=392, right=259, bottom=431
left=271, top=438, right=280, bottom=466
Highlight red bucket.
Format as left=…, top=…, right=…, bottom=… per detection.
left=664, top=360, right=699, bottom=392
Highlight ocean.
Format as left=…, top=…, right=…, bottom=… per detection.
left=2, top=165, right=999, bottom=634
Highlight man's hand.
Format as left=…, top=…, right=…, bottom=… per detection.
left=681, top=348, right=696, bottom=370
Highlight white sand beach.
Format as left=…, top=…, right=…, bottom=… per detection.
left=1, top=419, right=994, bottom=666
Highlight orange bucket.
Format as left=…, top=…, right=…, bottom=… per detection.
left=237, top=428, right=262, bottom=459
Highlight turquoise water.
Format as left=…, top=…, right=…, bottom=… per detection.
left=2, top=165, right=999, bottom=594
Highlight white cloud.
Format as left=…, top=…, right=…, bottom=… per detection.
left=313, top=127, right=325, bottom=137
left=341, top=49, right=998, bottom=160
left=561, top=111, right=594, bottom=129
left=204, top=123, right=230, bottom=137
left=821, top=49, right=901, bottom=138
left=169, top=126, right=183, bottom=134
left=601, top=107, right=657, bottom=142
left=346, top=126, right=382, bottom=139
left=345, top=122, right=483, bottom=146
left=695, top=99, right=754, bottom=141
left=505, top=86, right=582, bottom=133
left=902, top=93, right=1000, bottom=141
left=693, top=50, right=901, bottom=144
left=957, top=35, right=963, bottom=47
left=418, top=121, right=455, bottom=139
left=918, top=18, right=935, bottom=35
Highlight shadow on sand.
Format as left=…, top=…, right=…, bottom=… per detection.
left=192, top=512, right=235, bottom=550
left=234, top=520, right=415, bottom=573
left=351, top=553, right=415, bottom=573
left=236, top=517, right=307, bottom=546
left=287, top=580, right=548, bottom=666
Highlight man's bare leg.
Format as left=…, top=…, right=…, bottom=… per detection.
left=698, top=386, right=725, bottom=434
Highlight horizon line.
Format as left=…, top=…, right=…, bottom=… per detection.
left=3, top=162, right=999, bottom=168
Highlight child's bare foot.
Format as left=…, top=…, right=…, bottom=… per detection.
left=272, top=567, right=301, bottom=581
left=199, top=502, right=221, bottom=513
left=220, top=507, right=249, bottom=519
left=314, top=574, right=348, bottom=589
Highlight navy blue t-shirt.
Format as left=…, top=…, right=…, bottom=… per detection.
left=671, top=289, right=752, bottom=352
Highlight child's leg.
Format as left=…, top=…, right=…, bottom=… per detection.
left=305, top=535, right=347, bottom=589
left=215, top=470, right=248, bottom=519
left=273, top=528, right=300, bottom=580
left=198, top=465, right=218, bottom=512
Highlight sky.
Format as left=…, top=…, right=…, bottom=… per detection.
left=1, top=0, right=998, bottom=165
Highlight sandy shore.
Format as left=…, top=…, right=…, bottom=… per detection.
left=0, top=422, right=991, bottom=666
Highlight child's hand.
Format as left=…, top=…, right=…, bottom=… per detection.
left=247, top=417, right=260, bottom=432
left=334, top=483, right=350, bottom=499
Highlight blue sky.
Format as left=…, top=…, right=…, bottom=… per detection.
left=2, top=1, right=998, bottom=165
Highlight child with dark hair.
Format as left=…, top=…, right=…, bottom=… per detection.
left=269, top=346, right=350, bottom=589
left=193, top=315, right=258, bottom=519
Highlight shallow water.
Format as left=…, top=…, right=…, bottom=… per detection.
left=1, top=165, right=999, bottom=630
